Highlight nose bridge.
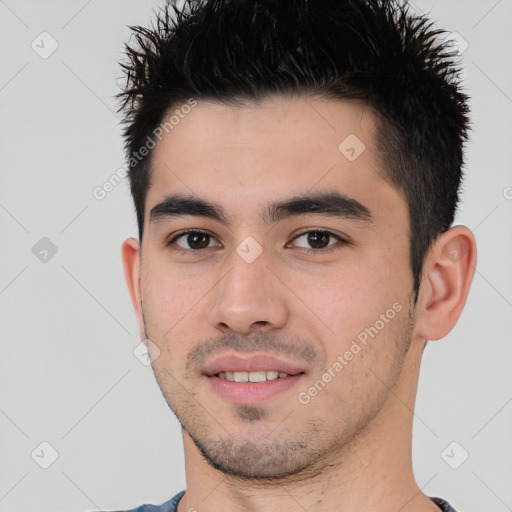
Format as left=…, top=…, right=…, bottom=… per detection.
left=208, top=242, right=289, bottom=333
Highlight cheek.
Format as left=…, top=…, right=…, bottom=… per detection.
left=289, top=256, right=407, bottom=349
left=141, top=266, right=209, bottom=379
left=141, top=256, right=213, bottom=336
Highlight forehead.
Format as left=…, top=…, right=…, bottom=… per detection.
left=152, top=95, right=375, bottom=169
left=147, top=95, right=405, bottom=225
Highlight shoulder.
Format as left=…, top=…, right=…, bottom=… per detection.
left=431, top=496, right=458, bottom=512
left=104, top=490, right=185, bottom=512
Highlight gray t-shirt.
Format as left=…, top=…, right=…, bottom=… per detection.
left=111, top=491, right=458, bottom=511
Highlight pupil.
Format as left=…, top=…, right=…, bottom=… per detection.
left=308, top=232, right=329, bottom=249
left=188, top=233, right=210, bottom=249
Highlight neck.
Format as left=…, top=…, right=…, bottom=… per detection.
left=177, top=339, right=440, bottom=512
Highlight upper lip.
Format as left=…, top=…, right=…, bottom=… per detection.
left=202, top=353, right=305, bottom=376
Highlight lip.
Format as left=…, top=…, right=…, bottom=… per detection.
left=202, top=352, right=305, bottom=376
left=207, top=374, right=304, bottom=404
left=202, top=352, right=306, bottom=404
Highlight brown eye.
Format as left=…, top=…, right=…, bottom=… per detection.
left=306, top=231, right=330, bottom=249
left=291, top=230, right=345, bottom=251
left=169, top=231, right=219, bottom=250
left=186, top=232, right=211, bottom=249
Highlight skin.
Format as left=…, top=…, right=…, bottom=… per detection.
left=122, top=96, right=476, bottom=512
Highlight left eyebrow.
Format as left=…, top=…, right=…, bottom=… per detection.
left=149, top=190, right=374, bottom=226
left=263, top=190, right=373, bottom=225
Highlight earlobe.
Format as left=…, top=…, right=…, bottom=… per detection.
left=121, top=237, right=145, bottom=339
left=414, top=226, right=477, bottom=341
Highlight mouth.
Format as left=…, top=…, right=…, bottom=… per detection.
left=203, top=353, right=306, bottom=404
left=215, top=370, right=297, bottom=382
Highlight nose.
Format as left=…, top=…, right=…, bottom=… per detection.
left=207, top=248, right=290, bottom=336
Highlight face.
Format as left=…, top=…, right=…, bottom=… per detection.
left=129, top=96, right=417, bottom=479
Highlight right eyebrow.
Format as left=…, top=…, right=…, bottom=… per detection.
left=149, top=195, right=228, bottom=224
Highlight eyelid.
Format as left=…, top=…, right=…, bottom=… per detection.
left=288, top=229, right=349, bottom=250
left=166, top=229, right=222, bottom=248
left=291, top=228, right=348, bottom=240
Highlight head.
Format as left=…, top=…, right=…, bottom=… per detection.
left=119, top=0, right=476, bottom=480
left=118, top=0, right=470, bottom=301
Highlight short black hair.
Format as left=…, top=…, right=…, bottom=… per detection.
left=117, top=0, right=470, bottom=301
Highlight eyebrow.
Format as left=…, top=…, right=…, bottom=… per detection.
left=149, top=191, right=373, bottom=226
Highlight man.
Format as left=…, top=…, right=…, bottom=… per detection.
left=116, top=0, right=476, bottom=510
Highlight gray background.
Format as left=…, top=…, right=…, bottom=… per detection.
left=1, top=1, right=511, bottom=511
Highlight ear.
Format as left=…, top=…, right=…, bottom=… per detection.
left=122, top=237, right=146, bottom=340
left=414, top=225, right=477, bottom=341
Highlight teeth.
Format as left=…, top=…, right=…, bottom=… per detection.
left=249, top=371, right=266, bottom=382
left=233, top=371, right=248, bottom=382
left=217, top=370, right=291, bottom=382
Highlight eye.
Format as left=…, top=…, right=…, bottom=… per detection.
left=168, top=230, right=221, bottom=250
left=290, top=230, right=346, bottom=251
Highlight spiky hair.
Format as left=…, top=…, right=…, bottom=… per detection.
left=117, top=0, right=470, bottom=300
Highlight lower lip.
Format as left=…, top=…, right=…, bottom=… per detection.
left=207, top=374, right=304, bottom=404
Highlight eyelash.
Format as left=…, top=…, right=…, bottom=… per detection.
left=166, top=229, right=349, bottom=255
